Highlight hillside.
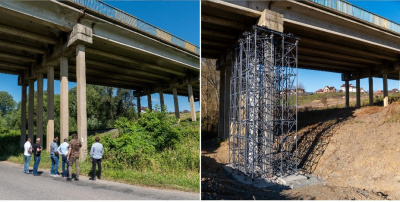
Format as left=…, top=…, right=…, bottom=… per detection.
left=202, top=102, right=400, bottom=199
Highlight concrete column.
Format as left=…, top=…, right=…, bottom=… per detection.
left=187, top=83, right=196, bottom=122
left=257, top=9, right=284, bottom=32
left=137, top=96, right=141, bottom=117
left=76, top=44, right=87, bottom=161
left=159, top=91, right=164, bottom=109
left=369, top=75, right=373, bottom=106
left=356, top=78, right=360, bottom=108
left=218, top=66, right=226, bottom=139
left=345, top=80, right=349, bottom=108
left=383, top=73, right=388, bottom=107
left=28, top=80, right=35, bottom=141
left=147, top=94, right=152, bottom=111
left=20, top=85, right=27, bottom=148
left=36, top=73, right=44, bottom=147
left=224, top=65, right=231, bottom=140
left=60, top=57, right=69, bottom=142
left=47, top=66, right=54, bottom=151
left=173, top=88, right=180, bottom=119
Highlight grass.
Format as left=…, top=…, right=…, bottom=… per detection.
left=172, top=112, right=200, bottom=122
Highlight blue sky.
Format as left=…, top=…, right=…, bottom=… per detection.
left=0, top=1, right=199, bottom=113
left=299, top=1, right=400, bottom=93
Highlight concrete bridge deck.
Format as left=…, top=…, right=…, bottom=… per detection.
left=202, top=0, right=400, bottom=139
left=0, top=0, right=199, bottom=159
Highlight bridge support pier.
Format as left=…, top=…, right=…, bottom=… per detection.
left=147, top=94, right=152, bottom=111
left=188, top=83, right=196, bottom=122
left=369, top=75, right=373, bottom=106
left=173, top=88, right=180, bottom=119
left=356, top=78, right=360, bottom=108
left=217, top=65, right=226, bottom=140
left=37, top=73, right=44, bottom=147
left=20, top=85, right=27, bottom=148
left=159, top=91, right=164, bottom=109
left=345, top=80, right=350, bottom=108
left=60, top=57, right=69, bottom=143
left=137, top=96, right=141, bottom=117
left=223, top=64, right=231, bottom=140
left=383, top=73, right=388, bottom=107
left=47, top=66, right=54, bottom=151
left=28, top=79, right=35, bottom=141
left=76, top=44, right=88, bottom=162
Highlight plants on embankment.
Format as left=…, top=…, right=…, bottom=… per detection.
left=1, top=109, right=200, bottom=192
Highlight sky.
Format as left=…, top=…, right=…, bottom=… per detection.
left=299, top=1, right=400, bottom=93
left=0, top=1, right=200, bottom=113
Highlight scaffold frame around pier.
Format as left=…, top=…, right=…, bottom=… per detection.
left=229, top=25, right=299, bottom=178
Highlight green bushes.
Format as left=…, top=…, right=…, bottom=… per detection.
left=0, top=129, right=20, bottom=158
left=88, top=109, right=200, bottom=174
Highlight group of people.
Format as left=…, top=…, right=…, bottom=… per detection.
left=23, top=134, right=104, bottom=181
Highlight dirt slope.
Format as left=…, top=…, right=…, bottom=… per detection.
left=202, top=103, right=400, bottom=199
left=312, top=103, right=400, bottom=199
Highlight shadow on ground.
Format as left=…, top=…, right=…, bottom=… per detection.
left=296, top=107, right=355, bottom=173
left=201, top=138, right=296, bottom=200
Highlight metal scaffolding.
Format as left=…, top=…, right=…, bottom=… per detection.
left=229, top=25, right=299, bottom=178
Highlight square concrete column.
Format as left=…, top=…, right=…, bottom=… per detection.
left=218, top=66, right=226, bottom=139
left=60, top=57, right=69, bottom=142
left=20, top=85, right=27, bottom=148
left=37, top=73, right=44, bottom=147
left=345, top=80, right=349, bottom=108
left=369, top=75, right=373, bottom=106
left=76, top=44, right=87, bottom=161
left=224, top=65, right=231, bottom=140
left=173, top=88, right=180, bottom=119
left=47, top=66, right=54, bottom=151
left=187, top=83, right=196, bottom=122
left=159, top=91, right=164, bottom=109
left=28, top=80, right=35, bottom=141
left=147, top=94, right=152, bottom=111
left=383, top=73, right=388, bottom=107
left=137, top=95, right=141, bottom=117
left=356, top=78, right=360, bottom=108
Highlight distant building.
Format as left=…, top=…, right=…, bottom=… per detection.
left=141, top=107, right=148, bottom=113
left=298, top=88, right=305, bottom=94
left=391, top=88, right=399, bottom=93
left=316, top=89, right=324, bottom=93
left=323, top=86, right=336, bottom=93
left=376, top=90, right=383, bottom=95
left=340, top=84, right=357, bottom=92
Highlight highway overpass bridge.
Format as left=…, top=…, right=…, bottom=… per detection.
left=0, top=0, right=199, bottom=160
left=202, top=0, right=400, bottom=139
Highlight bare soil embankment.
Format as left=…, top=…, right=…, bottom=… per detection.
left=202, top=103, right=400, bottom=199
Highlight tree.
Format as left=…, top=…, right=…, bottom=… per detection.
left=0, top=91, right=16, bottom=116
left=297, top=82, right=305, bottom=91
left=201, top=59, right=220, bottom=137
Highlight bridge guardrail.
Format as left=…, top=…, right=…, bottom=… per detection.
left=309, top=0, right=400, bottom=34
left=68, top=0, right=199, bottom=55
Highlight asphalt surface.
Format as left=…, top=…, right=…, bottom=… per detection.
left=0, top=161, right=199, bottom=200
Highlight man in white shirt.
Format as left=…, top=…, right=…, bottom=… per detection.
left=23, top=138, right=32, bottom=174
left=57, top=138, right=69, bottom=177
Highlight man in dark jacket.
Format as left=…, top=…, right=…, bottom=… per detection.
left=32, top=138, right=42, bottom=176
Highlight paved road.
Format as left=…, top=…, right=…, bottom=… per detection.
left=0, top=161, right=199, bottom=200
